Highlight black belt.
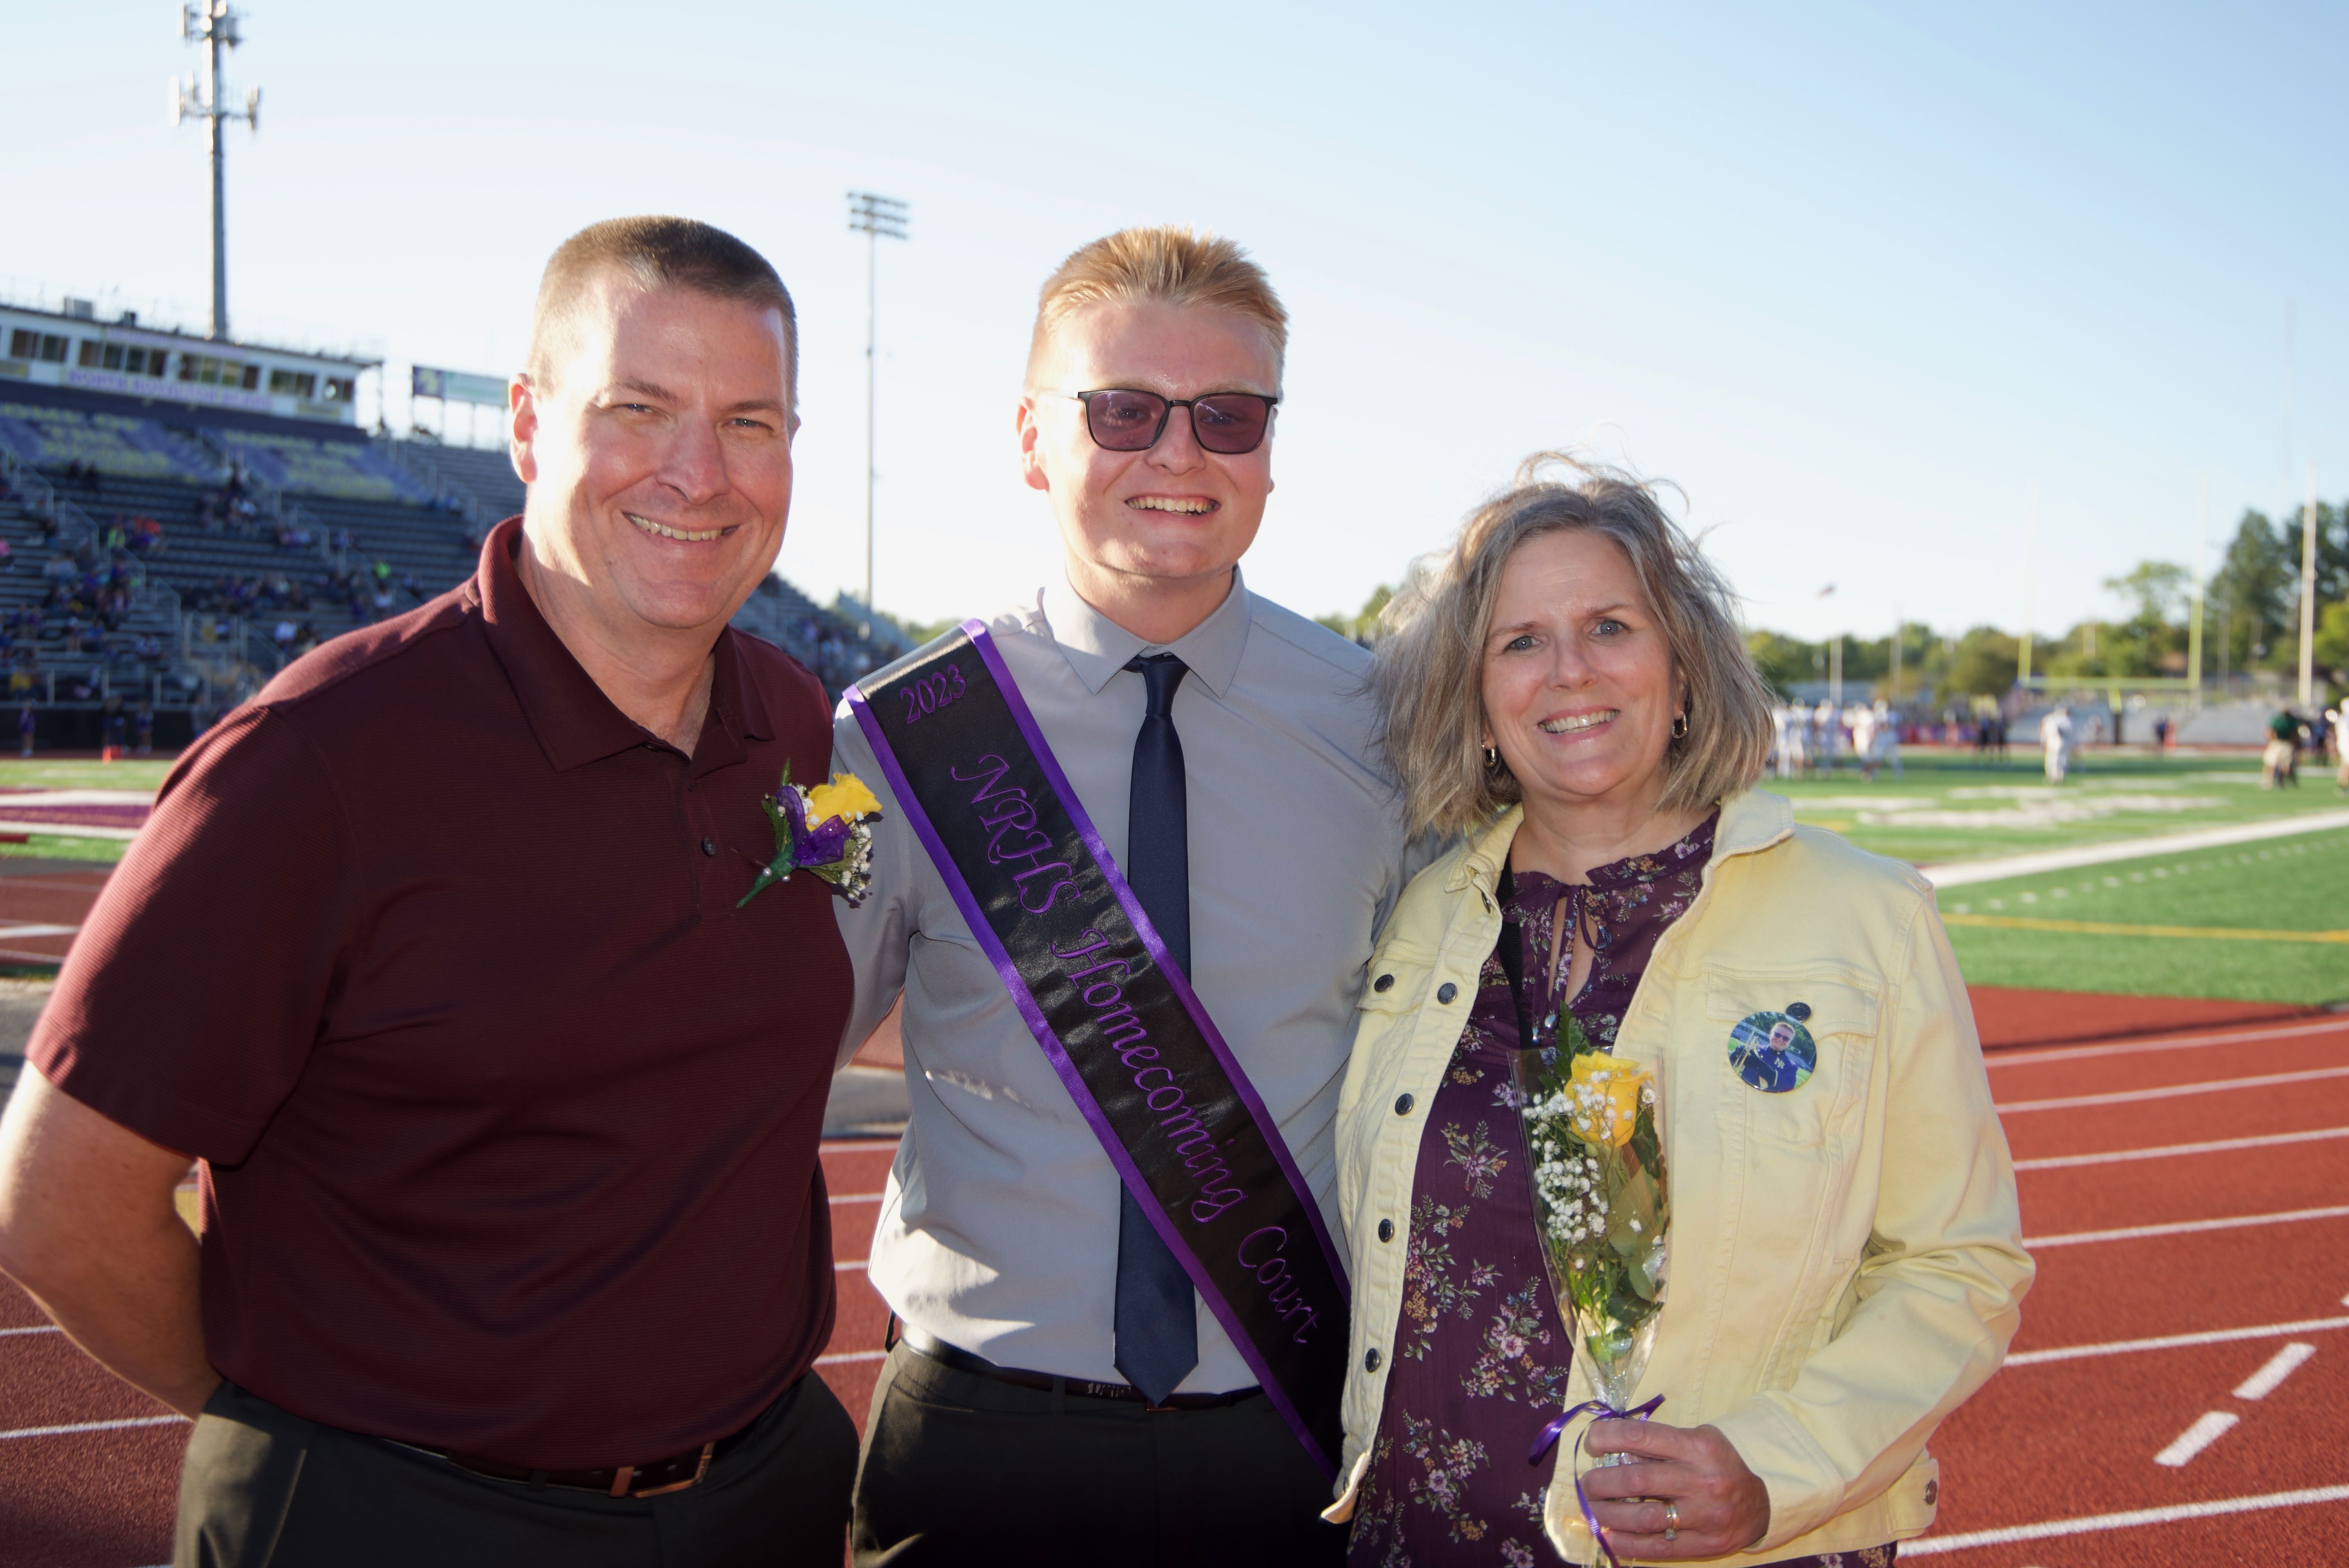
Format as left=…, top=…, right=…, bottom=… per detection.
left=419, top=1409, right=763, bottom=1498
left=900, top=1324, right=1260, bottom=1412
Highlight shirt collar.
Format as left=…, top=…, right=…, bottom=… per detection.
left=475, top=516, right=772, bottom=773
left=1036, top=566, right=1252, bottom=699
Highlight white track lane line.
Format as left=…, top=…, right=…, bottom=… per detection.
left=2004, top=1314, right=2349, bottom=1367
left=2014, top=1125, right=2349, bottom=1169
left=1984, top=1017, right=2349, bottom=1067
left=827, top=1192, right=884, bottom=1204
left=1902, top=1482, right=2349, bottom=1554
left=835, top=1260, right=867, bottom=1272
left=0, top=1414, right=187, bottom=1441
left=2026, top=1203, right=2349, bottom=1248
left=0, top=923, right=77, bottom=939
left=2233, top=1342, right=2316, bottom=1399
left=0, top=1324, right=60, bottom=1337
left=815, top=1349, right=888, bottom=1366
left=1996, top=1064, right=2349, bottom=1113
left=2153, top=1411, right=2239, bottom=1466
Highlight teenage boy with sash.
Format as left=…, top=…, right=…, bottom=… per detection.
left=831, top=227, right=1429, bottom=1564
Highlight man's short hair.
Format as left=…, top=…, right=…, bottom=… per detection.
left=527, top=216, right=798, bottom=404
left=1025, top=225, right=1288, bottom=390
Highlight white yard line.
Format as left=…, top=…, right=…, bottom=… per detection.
left=0, top=820, right=139, bottom=841
left=2233, top=1342, right=2316, bottom=1400
left=2153, top=1410, right=2239, bottom=1466
left=2013, top=1125, right=2349, bottom=1169
left=2004, top=1315, right=2349, bottom=1367
left=1919, top=809, right=2349, bottom=887
left=1985, top=1017, right=2348, bottom=1067
left=1995, top=1064, right=2349, bottom=1113
left=1902, top=1482, right=2349, bottom=1554
left=0, top=1414, right=187, bottom=1441
left=2026, top=1203, right=2349, bottom=1248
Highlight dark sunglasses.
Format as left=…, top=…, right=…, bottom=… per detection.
left=1072, top=389, right=1279, bottom=455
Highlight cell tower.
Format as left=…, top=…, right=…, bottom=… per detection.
left=171, top=2, right=261, bottom=341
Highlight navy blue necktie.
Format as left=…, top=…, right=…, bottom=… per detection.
left=1114, top=652, right=1198, bottom=1404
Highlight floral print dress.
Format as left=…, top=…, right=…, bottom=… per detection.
left=1345, top=815, right=1895, bottom=1568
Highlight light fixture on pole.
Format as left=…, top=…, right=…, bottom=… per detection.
left=847, top=191, right=909, bottom=639
left=2299, top=461, right=2318, bottom=708
left=171, top=1, right=260, bottom=342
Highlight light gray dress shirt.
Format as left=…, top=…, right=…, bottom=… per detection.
left=831, top=568, right=1432, bottom=1393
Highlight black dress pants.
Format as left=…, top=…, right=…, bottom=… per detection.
left=175, top=1375, right=857, bottom=1568
left=850, top=1340, right=1346, bottom=1567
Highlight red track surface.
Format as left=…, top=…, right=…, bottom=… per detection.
left=6, top=1016, right=2348, bottom=1564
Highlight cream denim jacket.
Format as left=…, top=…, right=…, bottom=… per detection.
left=1325, top=792, right=2032, bottom=1564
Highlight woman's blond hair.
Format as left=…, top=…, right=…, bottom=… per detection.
left=1373, top=454, right=1774, bottom=838
left=1024, top=226, right=1288, bottom=388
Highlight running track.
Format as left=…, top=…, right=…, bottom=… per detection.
left=4, top=1016, right=2347, bottom=1564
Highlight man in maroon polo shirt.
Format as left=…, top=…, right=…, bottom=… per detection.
left=0, top=217, right=858, bottom=1566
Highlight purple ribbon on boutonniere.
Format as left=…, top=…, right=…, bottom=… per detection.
left=1530, top=1393, right=1666, bottom=1568
left=738, top=765, right=880, bottom=909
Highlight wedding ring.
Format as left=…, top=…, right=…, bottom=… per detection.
left=1663, top=1500, right=1679, bottom=1541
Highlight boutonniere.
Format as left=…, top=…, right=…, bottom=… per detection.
left=738, top=765, right=884, bottom=908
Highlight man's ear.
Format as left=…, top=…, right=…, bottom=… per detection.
left=1016, top=394, right=1050, bottom=494
left=509, top=373, right=540, bottom=485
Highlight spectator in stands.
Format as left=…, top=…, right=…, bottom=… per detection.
left=0, top=214, right=856, bottom=1565
left=0, top=537, right=12, bottom=574
left=134, top=703, right=154, bottom=755
left=14, top=702, right=29, bottom=757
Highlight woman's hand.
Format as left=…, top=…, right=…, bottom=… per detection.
left=1577, top=1419, right=1770, bottom=1561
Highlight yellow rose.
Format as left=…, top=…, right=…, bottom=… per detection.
left=1566, top=1053, right=1650, bottom=1148
left=807, top=772, right=882, bottom=824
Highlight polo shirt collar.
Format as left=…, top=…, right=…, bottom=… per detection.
left=475, top=517, right=772, bottom=773
left=1038, top=566, right=1252, bottom=699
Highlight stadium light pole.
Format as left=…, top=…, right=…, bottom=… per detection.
left=848, top=192, right=909, bottom=638
left=2299, top=461, right=2318, bottom=707
left=172, top=2, right=259, bottom=342
left=2188, top=476, right=2207, bottom=708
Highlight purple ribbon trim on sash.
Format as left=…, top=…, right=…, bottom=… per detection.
left=1529, top=1394, right=1665, bottom=1568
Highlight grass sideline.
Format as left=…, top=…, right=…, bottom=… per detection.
left=0, top=759, right=174, bottom=792
left=1936, top=825, right=2349, bottom=1004
left=1770, top=748, right=2343, bottom=867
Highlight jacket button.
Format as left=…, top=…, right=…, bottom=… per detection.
left=1373, top=974, right=1394, bottom=992
left=1377, top=1218, right=1394, bottom=1243
left=1364, top=1348, right=1382, bottom=1372
left=1788, top=1001, right=1813, bottom=1021
left=1394, top=1093, right=1414, bottom=1116
left=701, top=836, right=718, bottom=857
left=1436, top=983, right=1458, bottom=1004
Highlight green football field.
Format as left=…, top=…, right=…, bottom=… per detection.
left=1767, top=748, right=2346, bottom=867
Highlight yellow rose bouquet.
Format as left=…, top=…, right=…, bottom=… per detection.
left=1513, top=1016, right=1670, bottom=1562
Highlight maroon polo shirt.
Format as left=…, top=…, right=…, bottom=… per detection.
left=29, top=518, right=854, bottom=1467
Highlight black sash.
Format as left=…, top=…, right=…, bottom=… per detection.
left=847, top=621, right=1349, bottom=1476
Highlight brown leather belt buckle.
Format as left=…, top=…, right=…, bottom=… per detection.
left=611, top=1442, right=715, bottom=1498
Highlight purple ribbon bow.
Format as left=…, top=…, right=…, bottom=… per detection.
left=1528, top=1393, right=1666, bottom=1568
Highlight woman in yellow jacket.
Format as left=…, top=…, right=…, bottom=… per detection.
left=1326, top=457, right=2031, bottom=1567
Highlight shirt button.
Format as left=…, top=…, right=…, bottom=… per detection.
left=1363, top=1348, right=1382, bottom=1372
left=1377, top=1218, right=1395, bottom=1243
left=701, top=837, right=717, bottom=857
left=1436, top=983, right=1458, bottom=1004
left=1394, top=1093, right=1413, bottom=1116
left=1373, top=974, right=1394, bottom=992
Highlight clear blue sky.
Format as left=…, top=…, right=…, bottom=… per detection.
left=8, top=2, right=2345, bottom=644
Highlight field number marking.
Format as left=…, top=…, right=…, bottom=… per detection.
left=2153, top=1410, right=2237, bottom=1466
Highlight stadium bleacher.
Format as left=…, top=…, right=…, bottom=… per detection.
left=0, top=381, right=899, bottom=745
